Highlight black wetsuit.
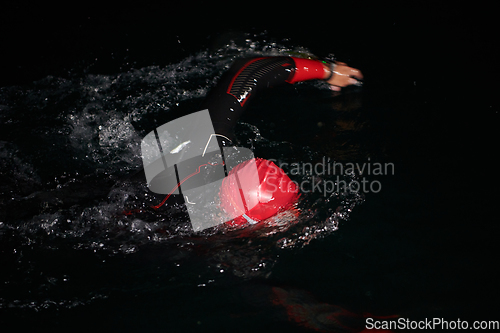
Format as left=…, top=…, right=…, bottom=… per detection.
left=201, top=56, right=327, bottom=145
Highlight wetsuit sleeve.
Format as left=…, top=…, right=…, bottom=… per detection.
left=201, top=57, right=329, bottom=141
left=286, top=57, right=329, bottom=83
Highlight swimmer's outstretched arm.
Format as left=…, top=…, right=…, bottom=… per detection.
left=202, top=56, right=363, bottom=141
left=286, top=58, right=363, bottom=90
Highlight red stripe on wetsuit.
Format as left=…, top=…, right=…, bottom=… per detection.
left=225, top=57, right=328, bottom=106
left=203, top=56, right=329, bottom=141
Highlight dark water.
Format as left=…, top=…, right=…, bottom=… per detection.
left=1, top=4, right=498, bottom=332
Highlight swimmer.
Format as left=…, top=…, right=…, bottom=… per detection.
left=4, top=55, right=362, bottom=225
left=135, top=55, right=363, bottom=229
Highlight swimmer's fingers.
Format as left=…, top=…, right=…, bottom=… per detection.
left=327, top=63, right=363, bottom=90
left=327, top=71, right=358, bottom=88
left=348, top=67, right=363, bottom=81
left=334, top=62, right=363, bottom=79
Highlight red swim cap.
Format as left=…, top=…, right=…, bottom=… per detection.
left=220, top=158, right=300, bottom=225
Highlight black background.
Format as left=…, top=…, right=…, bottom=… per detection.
left=1, top=1, right=499, bottom=329
left=2, top=2, right=496, bottom=91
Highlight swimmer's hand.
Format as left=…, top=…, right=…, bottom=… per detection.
left=324, top=62, right=364, bottom=91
